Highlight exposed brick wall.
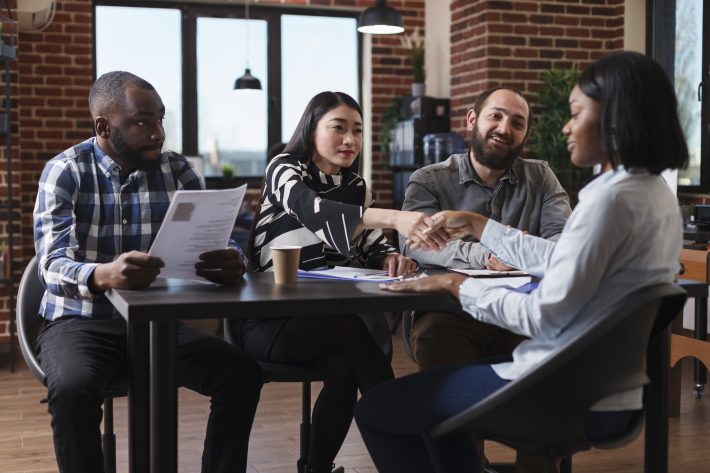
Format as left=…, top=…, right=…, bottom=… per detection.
left=449, top=0, right=625, bottom=137
left=0, top=0, right=423, bottom=344
left=0, top=0, right=22, bottom=343
left=366, top=0, right=426, bottom=208
left=0, top=0, right=94, bottom=343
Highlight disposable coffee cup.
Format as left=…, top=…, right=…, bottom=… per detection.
left=271, top=246, right=301, bottom=284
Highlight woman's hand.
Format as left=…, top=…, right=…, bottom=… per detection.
left=407, top=211, right=489, bottom=250
left=486, top=255, right=515, bottom=271
left=394, top=211, right=449, bottom=251
left=382, top=253, right=418, bottom=277
left=379, top=273, right=468, bottom=298
left=430, top=210, right=488, bottom=240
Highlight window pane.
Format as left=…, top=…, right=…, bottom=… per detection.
left=197, top=17, right=268, bottom=177
left=281, top=15, right=358, bottom=142
left=675, top=0, right=703, bottom=186
left=95, top=6, right=182, bottom=154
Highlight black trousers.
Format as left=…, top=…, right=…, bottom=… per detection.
left=241, top=314, right=394, bottom=469
left=37, top=317, right=263, bottom=473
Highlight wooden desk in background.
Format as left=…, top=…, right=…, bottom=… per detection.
left=672, top=248, right=710, bottom=414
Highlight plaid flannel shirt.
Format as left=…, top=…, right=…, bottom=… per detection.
left=34, top=137, right=240, bottom=321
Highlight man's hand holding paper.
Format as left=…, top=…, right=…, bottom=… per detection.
left=195, top=248, right=245, bottom=285
left=149, top=185, right=248, bottom=281
left=90, top=250, right=164, bottom=291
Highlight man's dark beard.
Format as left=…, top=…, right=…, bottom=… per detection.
left=110, top=128, right=161, bottom=171
left=470, top=124, right=523, bottom=171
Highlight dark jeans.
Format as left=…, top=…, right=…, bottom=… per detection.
left=355, top=362, right=635, bottom=473
left=37, top=317, right=262, bottom=473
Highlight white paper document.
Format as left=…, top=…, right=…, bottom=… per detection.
left=450, top=268, right=527, bottom=277
left=472, top=276, right=532, bottom=289
left=149, top=185, right=247, bottom=280
left=298, top=267, right=423, bottom=283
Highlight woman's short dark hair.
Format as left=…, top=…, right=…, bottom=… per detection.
left=283, top=91, right=363, bottom=164
left=578, top=50, right=688, bottom=174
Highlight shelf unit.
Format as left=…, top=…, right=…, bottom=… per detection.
left=388, top=97, right=452, bottom=209
left=1, top=40, right=16, bottom=371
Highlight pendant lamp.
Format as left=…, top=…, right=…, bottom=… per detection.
left=234, top=0, right=262, bottom=91
left=357, top=0, right=404, bottom=35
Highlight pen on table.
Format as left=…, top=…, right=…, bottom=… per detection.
left=353, top=272, right=401, bottom=280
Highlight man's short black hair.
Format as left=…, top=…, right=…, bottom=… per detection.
left=471, top=87, right=533, bottom=142
left=89, top=71, right=155, bottom=118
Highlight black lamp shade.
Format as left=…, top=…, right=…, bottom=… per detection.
left=357, top=0, right=404, bottom=35
left=234, top=67, right=262, bottom=90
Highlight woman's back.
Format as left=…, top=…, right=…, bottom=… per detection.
left=491, top=167, right=681, bottom=401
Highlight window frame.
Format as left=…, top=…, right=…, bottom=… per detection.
left=647, top=0, right=710, bottom=193
left=93, top=0, right=363, bottom=186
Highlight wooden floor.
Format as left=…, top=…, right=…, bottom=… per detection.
left=0, top=324, right=709, bottom=473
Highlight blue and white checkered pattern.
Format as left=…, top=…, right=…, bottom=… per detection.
left=33, top=137, right=219, bottom=321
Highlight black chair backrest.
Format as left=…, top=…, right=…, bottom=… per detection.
left=401, top=309, right=415, bottom=361
left=16, top=255, right=47, bottom=385
left=429, top=283, right=687, bottom=454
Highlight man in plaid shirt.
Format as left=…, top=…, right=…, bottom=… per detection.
left=33, top=71, right=262, bottom=473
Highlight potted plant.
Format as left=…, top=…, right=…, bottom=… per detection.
left=379, top=96, right=404, bottom=154
left=221, top=163, right=235, bottom=187
left=401, top=27, right=425, bottom=96
left=527, top=65, right=590, bottom=203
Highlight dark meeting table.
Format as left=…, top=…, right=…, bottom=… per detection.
left=106, top=274, right=705, bottom=473
left=105, top=272, right=459, bottom=473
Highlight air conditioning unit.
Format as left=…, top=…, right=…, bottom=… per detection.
left=17, top=0, right=56, bottom=32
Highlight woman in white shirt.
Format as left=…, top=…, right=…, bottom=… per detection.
left=354, top=51, right=689, bottom=472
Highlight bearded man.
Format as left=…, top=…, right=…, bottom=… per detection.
left=399, top=87, right=571, bottom=472
left=400, top=87, right=572, bottom=370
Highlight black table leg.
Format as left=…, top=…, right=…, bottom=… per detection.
left=151, top=320, right=178, bottom=473
left=694, top=297, right=707, bottom=397
left=645, top=326, right=670, bottom=473
left=127, top=320, right=149, bottom=473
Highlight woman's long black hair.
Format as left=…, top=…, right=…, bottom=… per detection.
left=282, top=91, right=363, bottom=163
left=246, top=92, right=363, bottom=266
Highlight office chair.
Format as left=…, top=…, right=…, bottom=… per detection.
left=400, top=309, right=528, bottom=473
left=400, top=309, right=416, bottom=362
left=16, top=255, right=127, bottom=473
left=224, top=312, right=392, bottom=473
left=419, top=283, right=687, bottom=473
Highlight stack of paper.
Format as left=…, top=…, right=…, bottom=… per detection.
left=297, top=267, right=404, bottom=283
left=450, top=268, right=527, bottom=277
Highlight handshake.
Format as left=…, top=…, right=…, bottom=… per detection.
left=398, top=210, right=490, bottom=252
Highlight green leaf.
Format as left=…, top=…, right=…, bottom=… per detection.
left=527, top=64, right=591, bottom=202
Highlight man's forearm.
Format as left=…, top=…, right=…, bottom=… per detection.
left=39, top=252, right=100, bottom=300
left=401, top=238, right=489, bottom=269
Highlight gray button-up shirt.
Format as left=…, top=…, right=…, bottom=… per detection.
left=400, top=153, right=571, bottom=269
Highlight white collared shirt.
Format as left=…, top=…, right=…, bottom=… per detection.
left=459, top=166, right=682, bottom=410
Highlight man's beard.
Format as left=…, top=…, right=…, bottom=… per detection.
left=110, top=128, right=161, bottom=171
left=470, top=123, right=524, bottom=171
